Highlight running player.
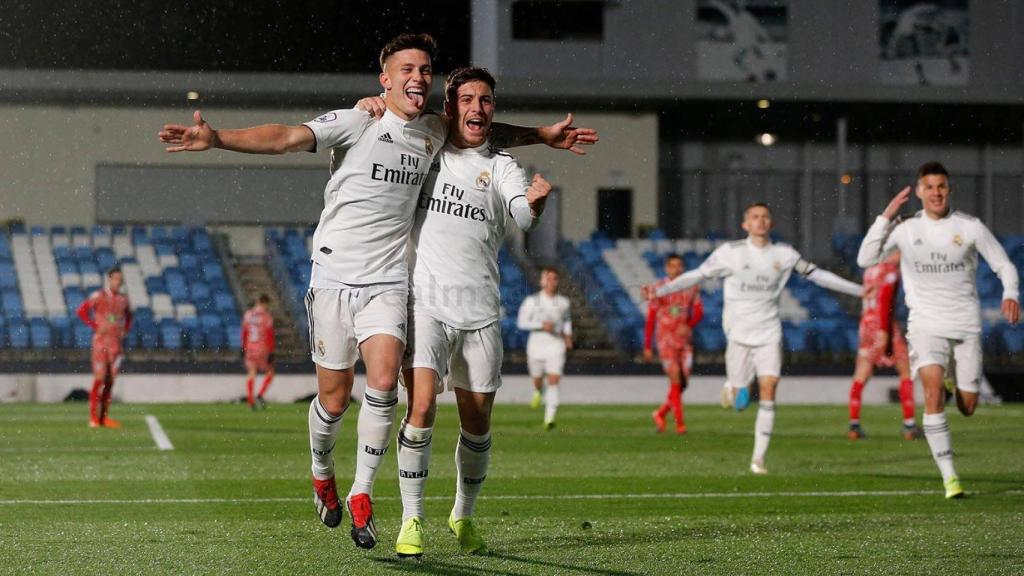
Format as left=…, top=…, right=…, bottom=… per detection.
left=857, top=161, right=1019, bottom=499
left=158, top=33, right=596, bottom=548
left=517, top=268, right=573, bottom=430
left=644, top=254, right=703, bottom=435
left=643, top=203, right=862, bottom=474
left=241, top=294, right=276, bottom=410
left=847, top=251, right=921, bottom=440
left=357, top=66, right=561, bottom=557
left=76, top=266, right=132, bottom=428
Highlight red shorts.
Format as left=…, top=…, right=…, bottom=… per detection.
left=658, top=346, right=694, bottom=380
left=91, top=343, right=124, bottom=379
left=245, top=351, right=274, bottom=373
left=857, top=323, right=909, bottom=368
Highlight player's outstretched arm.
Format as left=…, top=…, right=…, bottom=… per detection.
left=857, top=186, right=910, bottom=267
left=644, top=270, right=703, bottom=300
left=805, top=267, right=863, bottom=298
left=491, top=114, right=599, bottom=155
left=159, top=111, right=314, bottom=155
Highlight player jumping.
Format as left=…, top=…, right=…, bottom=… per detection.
left=76, top=266, right=132, bottom=429
left=158, top=33, right=596, bottom=549
left=517, top=267, right=573, bottom=430
left=241, top=294, right=276, bottom=410
left=643, top=203, right=862, bottom=474
left=847, top=251, right=922, bottom=440
left=644, top=254, right=704, bottom=435
left=857, top=161, right=1019, bottom=499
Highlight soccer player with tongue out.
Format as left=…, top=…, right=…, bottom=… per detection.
left=158, top=33, right=598, bottom=551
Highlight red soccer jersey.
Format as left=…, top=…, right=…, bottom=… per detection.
left=645, top=280, right=703, bottom=353
left=860, top=261, right=900, bottom=331
left=242, top=307, right=275, bottom=356
left=77, top=288, right=132, bottom=348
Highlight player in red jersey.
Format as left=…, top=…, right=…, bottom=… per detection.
left=847, top=251, right=921, bottom=440
left=76, top=267, right=132, bottom=428
left=242, top=294, right=276, bottom=410
left=644, top=254, right=704, bottom=435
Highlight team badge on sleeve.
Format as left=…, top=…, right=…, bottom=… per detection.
left=314, top=112, right=337, bottom=123
left=476, top=171, right=491, bottom=189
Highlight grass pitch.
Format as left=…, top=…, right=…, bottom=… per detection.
left=1, top=401, right=1022, bottom=575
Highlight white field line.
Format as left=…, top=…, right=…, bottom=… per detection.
left=144, top=415, right=174, bottom=451
left=2, top=489, right=1003, bottom=506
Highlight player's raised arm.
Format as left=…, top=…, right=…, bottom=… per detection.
left=858, top=187, right=910, bottom=267
left=491, top=113, right=599, bottom=155
left=159, top=110, right=315, bottom=154
left=973, top=221, right=1021, bottom=324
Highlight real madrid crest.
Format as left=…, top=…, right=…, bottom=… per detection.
left=476, top=171, right=492, bottom=188
left=317, top=339, right=326, bottom=357
left=424, top=137, right=433, bottom=156
left=952, top=234, right=963, bottom=247
left=772, top=260, right=781, bottom=271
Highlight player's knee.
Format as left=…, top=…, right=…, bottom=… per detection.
left=407, top=400, right=436, bottom=426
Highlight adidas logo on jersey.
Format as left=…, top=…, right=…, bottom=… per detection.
left=914, top=238, right=924, bottom=246
left=378, top=132, right=394, bottom=144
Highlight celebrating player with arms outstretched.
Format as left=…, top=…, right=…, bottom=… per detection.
left=643, top=203, right=862, bottom=474
left=517, top=268, right=573, bottom=430
left=846, top=251, right=921, bottom=441
left=857, top=161, right=1019, bottom=499
left=241, top=294, right=276, bottom=410
left=644, top=254, right=703, bottom=435
left=158, top=33, right=596, bottom=549
left=76, top=267, right=132, bottom=428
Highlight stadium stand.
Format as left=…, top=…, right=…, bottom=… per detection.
left=0, top=225, right=240, bottom=353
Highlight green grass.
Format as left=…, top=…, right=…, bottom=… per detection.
left=1, top=402, right=1023, bottom=575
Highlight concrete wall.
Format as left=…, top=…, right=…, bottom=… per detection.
left=0, top=105, right=657, bottom=242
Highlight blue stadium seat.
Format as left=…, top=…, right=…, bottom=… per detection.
left=8, top=322, right=29, bottom=348
left=29, top=318, right=51, bottom=348
left=74, top=324, right=93, bottom=348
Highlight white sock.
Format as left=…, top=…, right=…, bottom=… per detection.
left=397, top=419, right=432, bottom=522
left=308, top=395, right=345, bottom=480
left=544, top=385, right=560, bottom=424
left=452, top=429, right=491, bottom=520
left=752, top=401, right=775, bottom=464
left=349, top=387, right=398, bottom=498
left=923, top=412, right=958, bottom=483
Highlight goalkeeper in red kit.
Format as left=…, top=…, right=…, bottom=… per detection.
left=848, top=250, right=921, bottom=440
left=643, top=254, right=704, bottom=435
left=76, top=267, right=132, bottom=428
left=242, top=294, right=276, bottom=410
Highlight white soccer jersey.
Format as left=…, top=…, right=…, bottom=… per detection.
left=858, top=210, right=1020, bottom=339
left=409, top=141, right=536, bottom=329
left=517, top=292, right=573, bottom=350
left=657, top=238, right=862, bottom=347
left=303, top=108, right=447, bottom=285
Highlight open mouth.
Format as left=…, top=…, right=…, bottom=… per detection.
left=405, top=87, right=425, bottom=108
left=465, top=117, right=487, bottom=133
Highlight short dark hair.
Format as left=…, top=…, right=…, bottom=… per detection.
left=541, top=266, right=560, bottom=276
left=664, top=253, right=682, bottom=263
left=258, top=294, right=271, bottom=305
left=917, top=161, right=949, bottom=180
left=379, top=33, right=437, bottom=70
left=445, top=66, right=496, bottom=106
left=107, top=266, right=122, bottom=277
left=744, top=202, right=772, bottom=216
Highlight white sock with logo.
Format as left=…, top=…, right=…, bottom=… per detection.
left=308, top=395, right=345, bottom=480
left=349, top=387, right=398, bottom=498
left=452, top=429, right=491, bottom=520
left=752, top=401, right=775, bottom=464
left=397, top=419, right=432, bottom=522
left=544, top=385, right=560, bottom=424
left=923, top=412, right=958, bottom=483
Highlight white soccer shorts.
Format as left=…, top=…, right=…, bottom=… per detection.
left=305, top=283, right=408, bottom=370
left=404, top=311, right=503, bottom=394
left=526, top=342, right=566, bottom=378
left=907, top=332, right=983, bottom=393
left=725, top=339, right=782, bottom=388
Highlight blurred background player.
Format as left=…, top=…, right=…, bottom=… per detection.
left=643, top=254, right=704, bottom=434
left=644, top=203, right=861, bottom=474
left=517, top=267, right=573, bottom=430
left=858, top=161, right=1019, bottom=499
left=847, top=250, right=921, bottom=440
left=241, top=294, right=276, bottom=410
left=76, top=267, right=132, bottom=429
